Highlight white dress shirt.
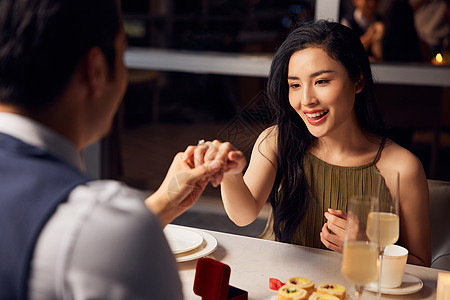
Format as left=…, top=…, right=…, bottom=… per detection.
left=0, top=113, right=183, bottom=300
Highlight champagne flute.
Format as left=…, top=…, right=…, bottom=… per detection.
left=342, top=195, right=380, bottom=299
left=369, top=169, right=400, bottom=298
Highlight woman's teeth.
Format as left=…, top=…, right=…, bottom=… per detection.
left=306, top=110, right=329, bottom=119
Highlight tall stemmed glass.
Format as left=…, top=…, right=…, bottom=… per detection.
left=342, top=195, right=380, bottom=299
left=369, top=169, right=400, bottom=298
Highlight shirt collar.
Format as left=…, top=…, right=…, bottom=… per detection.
left=0, top=112, right=84, bottom=171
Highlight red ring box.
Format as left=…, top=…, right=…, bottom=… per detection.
left=193, top=258, right=248, bottom=300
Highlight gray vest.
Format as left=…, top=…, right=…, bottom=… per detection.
left=0, top=133, right=90, bottom=300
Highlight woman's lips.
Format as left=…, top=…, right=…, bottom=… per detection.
left=304, top=110, right=329, bottom=125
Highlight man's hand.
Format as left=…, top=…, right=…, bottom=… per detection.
left=145, top=152, right=221, bottom=226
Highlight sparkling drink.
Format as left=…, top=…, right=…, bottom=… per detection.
left=342, top=241, right=379, bottom=286
left=367, top=212, right=399, bottom=247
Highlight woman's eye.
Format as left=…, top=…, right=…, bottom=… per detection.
left=289, top=83, right=300, bottom=89
left=316, top=79, right=330, bottom=85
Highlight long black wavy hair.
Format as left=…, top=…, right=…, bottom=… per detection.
left=266, top=20, right=388, bottom=243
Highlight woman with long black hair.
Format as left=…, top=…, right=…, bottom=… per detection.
left=185, top=20, right=431, bottom=266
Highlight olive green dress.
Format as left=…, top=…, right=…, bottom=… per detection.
left=260, top=140, right=387, bottom=249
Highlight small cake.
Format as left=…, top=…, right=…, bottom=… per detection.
left=278, top=285, right=308, bottom=300
left=308, top=292, right=340, bottom=300
left=285, top=277, right=315, bottom=294
left=316, top=283, right=346, bottom=300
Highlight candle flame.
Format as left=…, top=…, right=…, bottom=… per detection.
left=436, top=53, right=443, bottom=63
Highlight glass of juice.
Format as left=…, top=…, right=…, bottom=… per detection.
left=370, top=169, right=400, bottom=298
left=342, top=195, right=380, bottom=299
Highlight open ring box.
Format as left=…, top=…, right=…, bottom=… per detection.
left=193, top=257, right=248, bottom=300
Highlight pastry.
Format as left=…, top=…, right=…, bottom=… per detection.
left=316, top=283, right=346, bottom=300
left=278, top=285, right=308, bottom=300
left=308, top=292, right=340, bottom=300
left=285, top=277, right=315, bottom=294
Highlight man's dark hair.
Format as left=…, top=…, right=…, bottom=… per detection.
left=0, top=0, right=121, bottom=111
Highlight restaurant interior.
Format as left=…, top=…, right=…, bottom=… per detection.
left=85, top=0, right=450, bottom=258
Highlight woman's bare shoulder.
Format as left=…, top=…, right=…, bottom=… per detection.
left=252, top=125, right=278, bottom=160
left=260, top=125, right=278, bottom=138
left=256, top=125, right=277, bottom=147
left=378, top=140, right=426, bottom=180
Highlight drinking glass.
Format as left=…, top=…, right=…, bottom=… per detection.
left=342, top=195, right=380, bottom=299
left=370, top=169, right=400, bottom=297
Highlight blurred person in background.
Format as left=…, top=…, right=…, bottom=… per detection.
left=341, top=0, right=385, bottom=61
left=409, top=0, right=450, bottom=60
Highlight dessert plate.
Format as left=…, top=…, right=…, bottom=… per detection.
left=164, top=225, right=203, bottom=254
left=266, top=291, right=351, bottom=300
left=174, top=228, right=218, bottom=262
left=366, top=273, right=423, bottom=295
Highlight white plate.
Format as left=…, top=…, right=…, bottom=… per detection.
left=173, top=228, right=218, bottom=262
left=366, top=273, right=423, bottom=295
left=164, top=225, right=203, bottom=254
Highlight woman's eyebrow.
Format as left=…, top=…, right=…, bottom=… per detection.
left=309, top=70, right=335, bottom=78
left=288, top=70, right=336, bottom=80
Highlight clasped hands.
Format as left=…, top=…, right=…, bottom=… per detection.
left=145, top=140, right=246, bottom=226
left=183, top=140, right=247, bottom=187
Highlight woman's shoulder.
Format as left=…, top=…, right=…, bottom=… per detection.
left=260, top=125, right=278, bottom=137
left=378, top=140, right=426, bottom=180
left=256, top=125, right=278, bottom=146
left=253, top=125, right=278, bottom=158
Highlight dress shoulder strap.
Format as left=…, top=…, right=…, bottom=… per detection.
left=372, top=138, right=386, bottom=164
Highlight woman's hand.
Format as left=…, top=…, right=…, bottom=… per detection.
left=182, top=140, right=247, bottom=187
left=320, top=208, right=347, bottom=253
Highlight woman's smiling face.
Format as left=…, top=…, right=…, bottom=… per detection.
left=287, top=47, right=362, bottom=139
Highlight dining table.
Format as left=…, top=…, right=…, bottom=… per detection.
left=171, top=224, right=449, bottom=300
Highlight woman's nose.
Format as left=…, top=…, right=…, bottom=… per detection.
left=301, top=86, right=317, bottom=106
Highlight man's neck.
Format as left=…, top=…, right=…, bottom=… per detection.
left=0, top=103, right=83, bottom=151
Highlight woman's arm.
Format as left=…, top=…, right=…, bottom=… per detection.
left=398, top=154, right=431, bottom=266
left=182, top=127, right=278, bottom=227
left=220, top=128, right=278, bottom=226
left=180, top=127, right=278, bottom=226
left=379, top=144, right=431, bottom=266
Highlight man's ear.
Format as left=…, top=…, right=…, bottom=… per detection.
left=84, top=47, right=108, bottom=98
left=355, top=75, right=364, bottom=94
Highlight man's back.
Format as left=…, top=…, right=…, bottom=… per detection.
left=0, top=115, right=183, bottom=300
left=28, top=180, right=183, bottom=300
left=0, top=132, right=90, bottom=299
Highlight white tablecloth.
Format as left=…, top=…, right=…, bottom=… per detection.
left=175, top=225, right=449, bottom=300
